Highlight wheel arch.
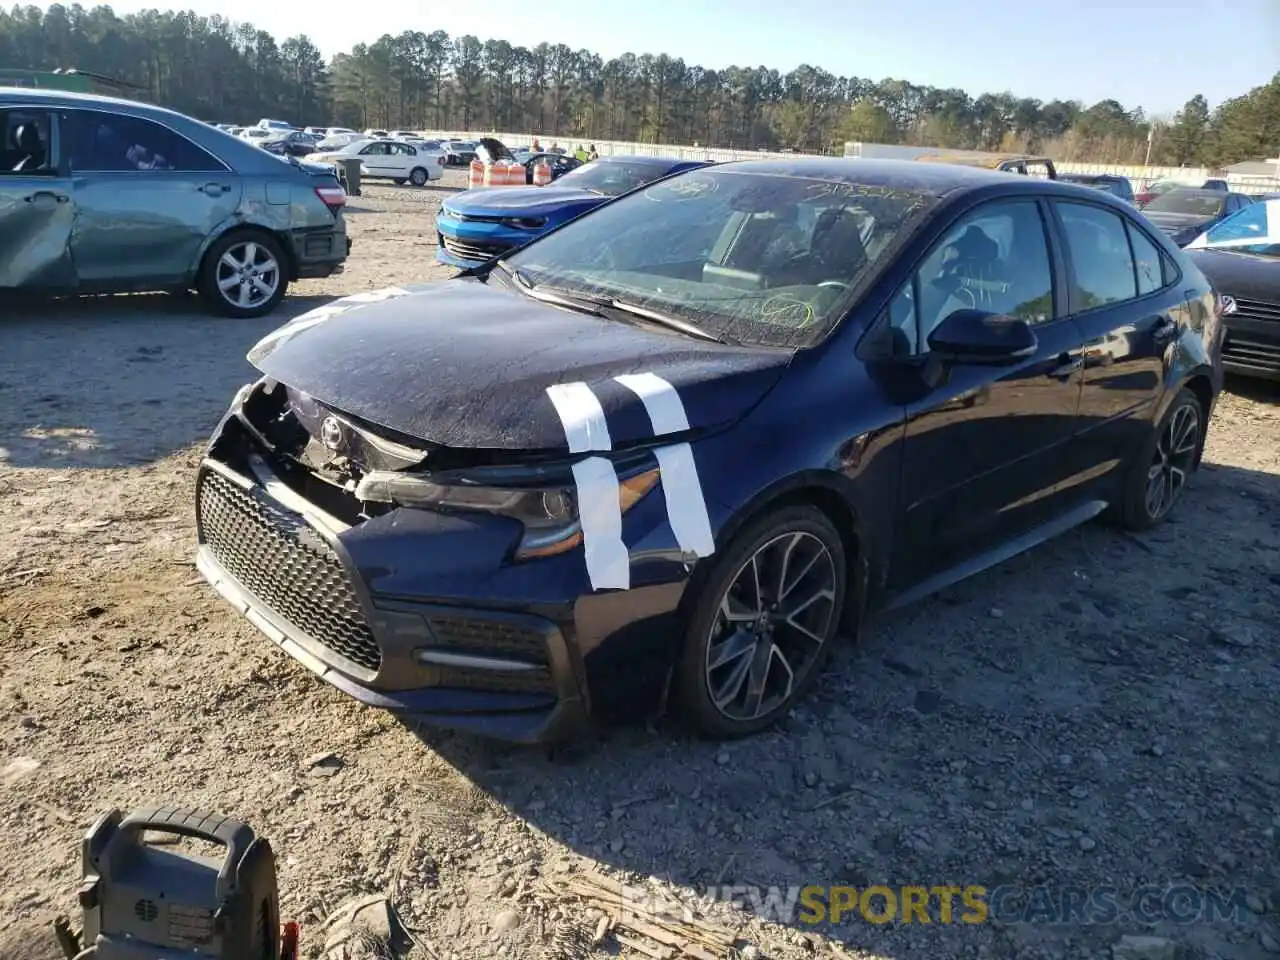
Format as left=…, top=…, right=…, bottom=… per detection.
left=693, top=470, right=870, bottom=636
left=1157, top=366, right=1216, bottom=468
left=192, top=221, right=299, bottom=284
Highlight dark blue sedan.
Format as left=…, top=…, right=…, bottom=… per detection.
left=199, top=159, right=1225, bottom=744
left=435, top=155, right=712, bottom=268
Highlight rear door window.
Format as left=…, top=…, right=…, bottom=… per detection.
left=1125, top=222, right=1164, bottom=296
left=65, top=110, right=224, bottom=172
left=1056, top=202, right=1138, bottom=309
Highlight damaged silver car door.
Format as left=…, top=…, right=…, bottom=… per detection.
left=0, top=106, right=76, bottom=289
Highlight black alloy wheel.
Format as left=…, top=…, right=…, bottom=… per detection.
left=1115, top=387, right=1204, bottom=530
left=676, top=504, right=847, bottom=737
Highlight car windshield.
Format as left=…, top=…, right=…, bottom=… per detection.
left=1146, top=191, right=1225, bottom=216
left=501, top=168, right=935, bottom=348
left=1193, top=198, right=1280, bottom=258
left=553, top=160, right=680, bottom=197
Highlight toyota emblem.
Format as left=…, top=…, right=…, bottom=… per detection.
left=319, top=416, right=345, bottom=452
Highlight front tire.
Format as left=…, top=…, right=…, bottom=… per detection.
left=675, top=504, right=847, bottom=738
left=409, top=167, right=428, bottom=186
left=198, top=231, right=288, bottom=319
left=1115, top=387, right=1204, bottom=530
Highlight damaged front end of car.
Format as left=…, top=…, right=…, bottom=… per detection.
left=194, top=376, right=689, bottom=743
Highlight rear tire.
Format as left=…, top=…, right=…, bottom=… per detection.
left=409, top=167, right=428, bottom=186
left=197, top=230, right=288, bottom=319
left=675, top=504, right=847, bottom=738
left=1113, top=387, right=1204, bottom=531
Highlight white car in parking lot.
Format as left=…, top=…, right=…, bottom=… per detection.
left=308, top=138, right=445, bottom=186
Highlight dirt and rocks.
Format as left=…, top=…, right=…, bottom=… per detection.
left=2, top=172, right=1279, bottom=960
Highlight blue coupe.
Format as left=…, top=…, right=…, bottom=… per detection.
left=435, top=155, right=712, bottom=268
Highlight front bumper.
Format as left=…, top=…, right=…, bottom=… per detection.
left=435, top=228, right=523, bottom=269
left=194, top=412, right=690, bottom=742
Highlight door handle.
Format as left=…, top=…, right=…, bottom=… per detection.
left=24, top=191, right=69, bottom=203
left=1048, top=352, right=1084, bottom=380
left=198, top=182, right=232, bottom=195
left=1151, top=316, right=1178, bottom=343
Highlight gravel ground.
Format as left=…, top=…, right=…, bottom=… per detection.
left=2, top=171, right=1279, bottom=960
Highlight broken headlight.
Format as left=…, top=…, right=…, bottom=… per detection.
left=353, top=467, right=660, bottom=559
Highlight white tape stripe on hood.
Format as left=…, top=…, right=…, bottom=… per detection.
left=545, top=382, right=613, bottom=453
left=614, top=372, right=716, bottom=558
left=545, top=382, right=629, bottom=591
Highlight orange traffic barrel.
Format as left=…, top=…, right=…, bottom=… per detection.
left=532, top=161, right=552, bottom=186
left=468, top=158, right=484, bottom=188
left=484, top=161, right=524, bottom=187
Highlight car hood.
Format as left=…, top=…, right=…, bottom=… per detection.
left=1186, top=248, right=1280, bottom=300
left=247, top=280, right=792, bottom=452
left=445, top=187, right=606, bottom=216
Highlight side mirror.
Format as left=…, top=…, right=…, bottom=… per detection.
left=926, top=309, right=1039, bottom=364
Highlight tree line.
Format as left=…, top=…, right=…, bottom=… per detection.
left=3, top=4, right=1277, bottom=167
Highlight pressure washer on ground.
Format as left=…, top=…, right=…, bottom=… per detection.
left=53, top=805, right=297, bottom=960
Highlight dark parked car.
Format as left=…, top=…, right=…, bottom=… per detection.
left=0, top=88, right=349, bottom=317
left=435, top=155, right=712, bottom=268
left=1134, top=178, right=1229, bottom=208
left=1186, top=197, right=1280, bottom=380
left=1059, top=173, right=1135, bottom=204
left=197, top=158, right=1224, bottom=743
left=1141, top=188, right=1253, bottom=246
left=262, top=130, right=317, bottom=158
left=523, top=151, right=582, bottom=183
left=445, top=140, right=479, bottom=165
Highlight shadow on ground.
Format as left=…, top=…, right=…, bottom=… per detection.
left=412, top=462, right=1280, bottom=959
left=0, top=292, right=335, bottom=469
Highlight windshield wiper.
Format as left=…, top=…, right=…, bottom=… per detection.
left=495, top=261, right=730, bottom=344
left=605, top=299, right=730, bottom=344
left=495, top=260, right=610, bottom=314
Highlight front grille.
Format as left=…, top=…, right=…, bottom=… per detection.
left=1223, top=335, right=1280, bottom=373
left=197, top=468, right=382, bottom=674
left=1233, top=297, right=1280, bottom=324
left=423, top=613, right=555, bottom=695
left=440, top=234, right=512, bottom=262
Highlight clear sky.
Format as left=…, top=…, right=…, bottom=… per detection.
left=31, top=0, right=1280, bottom=115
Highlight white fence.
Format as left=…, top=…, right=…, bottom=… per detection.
left=456, top=131, right=1279, bottom=195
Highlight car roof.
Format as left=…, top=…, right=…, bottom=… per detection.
left=1163, top=188, right=1225, bottom=198
left=0, top=85, right=196, bottom=124
left=706, top=156, right=1085, bottom=198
